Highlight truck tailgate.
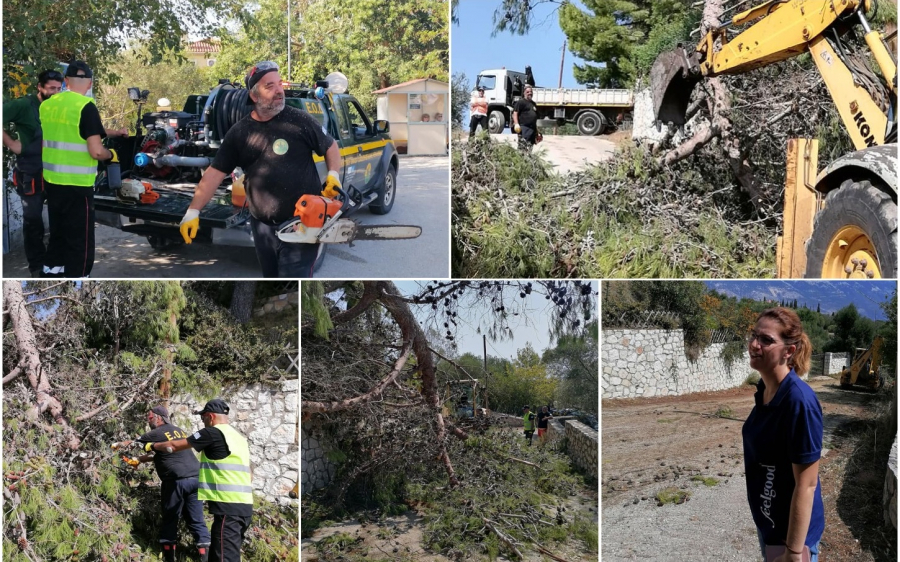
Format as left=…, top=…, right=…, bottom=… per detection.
left=94, top=188, right=249, bottom=229
left=533, top=87, right=633, bottom=107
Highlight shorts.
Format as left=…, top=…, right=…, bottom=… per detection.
left=537, top=428, right=547, bottom=437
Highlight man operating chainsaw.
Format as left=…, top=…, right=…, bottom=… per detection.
left=178, top=60, right=341, bottom=277
left=114, top=405, right=211, bottom=562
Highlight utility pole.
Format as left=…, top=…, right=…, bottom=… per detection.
left=556, top=39, right=566, bottom=135
left=483, top=334, right=488, bottom=413
left=287, top=0, right=291, bottom=82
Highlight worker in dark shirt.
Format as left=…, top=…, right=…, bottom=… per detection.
left=536, top=405, right=553, bottom=444
left=512, top=85, right=540, bottom=152
left=118, top=406, right=211, bottom=562
left=3, top=69, right=63, bottom=277
left=39, top=60, right=127, bottom=277
left=178, top=60, right=342, bottom=277
left=149, top=399, right=253, bottom=562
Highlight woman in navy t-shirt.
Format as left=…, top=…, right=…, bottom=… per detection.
left=742, top=307, right=824, bottom=562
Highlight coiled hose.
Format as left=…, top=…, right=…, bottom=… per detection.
left=209, top=87, right=252, bottom=143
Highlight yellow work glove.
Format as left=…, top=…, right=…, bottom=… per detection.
left=143, top=442, right=154, bottom=453
left=514, top=124, right=521, bottom=134
left=108, top=148, right=119, bottom=163
left=179, top=209, right=200, bottom=244
left=321, top=170, right=341, bottom=198
left=122, top=456, right=140, bottom=467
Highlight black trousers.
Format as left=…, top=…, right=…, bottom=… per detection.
left=13, top=169, right=46, bottom=273
left=210, top=513, right=252, bottom=562
left=160, top=477, right=210, bottom=546
left=469, top=114, right=488, bottom=135
left=44, top=182, right=94, bottom=278
left=250, top=217, right=320, bottom=278
left=518, top=124, right=538, bottom=152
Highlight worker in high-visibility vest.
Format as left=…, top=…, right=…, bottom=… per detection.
left=522, top=405, right=537, bottom=446
left=149, top=399, right=253, bottom=562
left=39, top=60, right=126, bottom=277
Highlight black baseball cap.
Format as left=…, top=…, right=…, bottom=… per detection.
left=477, top=86, right=485, bottom=92
left=523, top=405, right=530, bottom=410
left=65, top=60, right=93, bottom=79
left=193, top=398, right=230, bottom=415
left=151, top=405, right=170, bottom=421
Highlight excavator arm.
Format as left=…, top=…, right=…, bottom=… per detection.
left=652, top=0, right=896, bottom=149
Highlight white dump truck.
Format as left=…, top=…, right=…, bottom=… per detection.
left=475, top=66, right=633, bottom=135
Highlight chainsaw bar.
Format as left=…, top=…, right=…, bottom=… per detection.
left=319, top=219, right=422, bottom=245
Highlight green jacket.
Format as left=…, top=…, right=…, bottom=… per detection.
left=3, top=94, right=43, bottom=173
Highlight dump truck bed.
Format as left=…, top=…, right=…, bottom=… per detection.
left=532, top=87, right=633, bottom=107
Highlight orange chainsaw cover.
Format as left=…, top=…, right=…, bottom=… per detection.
left=294, top=195, right=343, bottom=228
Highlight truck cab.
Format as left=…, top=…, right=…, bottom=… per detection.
left=476, top=68, right=531, bottom=134
left=94, top=79, right=399, bottom=250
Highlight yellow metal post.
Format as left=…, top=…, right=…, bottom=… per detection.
left=777, top=138, right=819, bottom=278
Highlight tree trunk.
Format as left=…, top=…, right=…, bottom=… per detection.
left=3, top=282, right=80, bottom=449
left=657, top=0, right=765, bottom=208
left=229, top=281, right=258, bottom=324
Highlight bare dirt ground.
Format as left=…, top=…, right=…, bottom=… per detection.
left=601, top=375, right=896, bottom=562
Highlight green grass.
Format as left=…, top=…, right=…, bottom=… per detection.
left=656, top=487, right=691, bottom=505
left=714, top=406, right=735, bottom=418
left=744, top=373, right=761, bottom=385
left=657, top=418, right=677, bottom=423
left=690, top=475, right=720, bottom=487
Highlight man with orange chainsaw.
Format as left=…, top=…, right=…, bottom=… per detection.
left=114, top=405, right=211, bottom=562
left=178, top=60, right=341, bottom=277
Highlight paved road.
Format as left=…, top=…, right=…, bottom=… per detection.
left=489, top=133, right=617, bottom=174
left=316, top=156, right=449, bottom=278
left=2, top=156, right=449, bottom=278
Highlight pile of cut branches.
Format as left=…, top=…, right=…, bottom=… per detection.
left=453, top=49, right=852, bottom=279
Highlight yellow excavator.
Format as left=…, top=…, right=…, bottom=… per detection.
left=651, top=0, right=896, bottom=278
left=839, top=335, right=884, bottom=390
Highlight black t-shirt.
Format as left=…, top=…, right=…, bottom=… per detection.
left=187, top=426, right=253, bottom=517
left=210, top=105, right=335, bottom=224
left=138, top=423, right=200, bottom=481
left=514, top=98, right=538, bottom=128
left=537, top=411, right=551, bottom=429
left=78, top=103, right=107, bottom=140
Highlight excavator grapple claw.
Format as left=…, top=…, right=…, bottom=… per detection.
left=650, top=46, right=702, bottom=126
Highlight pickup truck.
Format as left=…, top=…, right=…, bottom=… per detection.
left=95, top=81, right=399, bottom=250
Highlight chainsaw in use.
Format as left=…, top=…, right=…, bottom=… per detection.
left=276, top=185, right=421, bottom=246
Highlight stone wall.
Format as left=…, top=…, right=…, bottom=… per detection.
left=885, top=435, right=898, bottom=528
left=603, top=329, right=750, bottom=399
left=565, top=420, right=598, bottom=480
left=300, top=426, right=335, bottom=495
left=824, top=352, right=850, bottom=376
left=253, top=291, right=299, bottom=317
left=170, top=379, right=299, bottom=506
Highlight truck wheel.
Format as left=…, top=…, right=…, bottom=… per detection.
left=146, top=235, right=184, bottom=251
left=804, top=180, right=897, bottom=278
left=369, top=164, right=396, bottom=215
left=488, top=110, right=506, bottom=134
left=577, top=110, right=605, bottom=136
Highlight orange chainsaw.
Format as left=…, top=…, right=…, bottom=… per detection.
left=276, top=186, right=421, bottom=246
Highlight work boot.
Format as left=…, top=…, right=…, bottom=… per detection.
left=197, top=544, right=209, bottom=562
left=162, top=543, right=176, bottom=562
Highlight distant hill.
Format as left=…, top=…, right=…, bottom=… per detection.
left=704, top=281, right=894, bottom=321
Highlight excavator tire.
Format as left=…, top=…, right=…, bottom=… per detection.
left=804, top=179, right=897, bottom=279
left=488, top=110, right=506, bottom=134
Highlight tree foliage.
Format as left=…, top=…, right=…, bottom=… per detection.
left=2, top=0, right=247, bottom=98
left=213, top=0, right=449, bottom=114
left=2, top=281, right=298, bottom=561
left=451, top=71, right=471, bottom=129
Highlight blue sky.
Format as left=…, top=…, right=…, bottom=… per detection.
left=394, top=281, right=598, bottom=361
left=452, top=1, right=588, bottom=114
left=704, top=280, right=896, bottom=321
